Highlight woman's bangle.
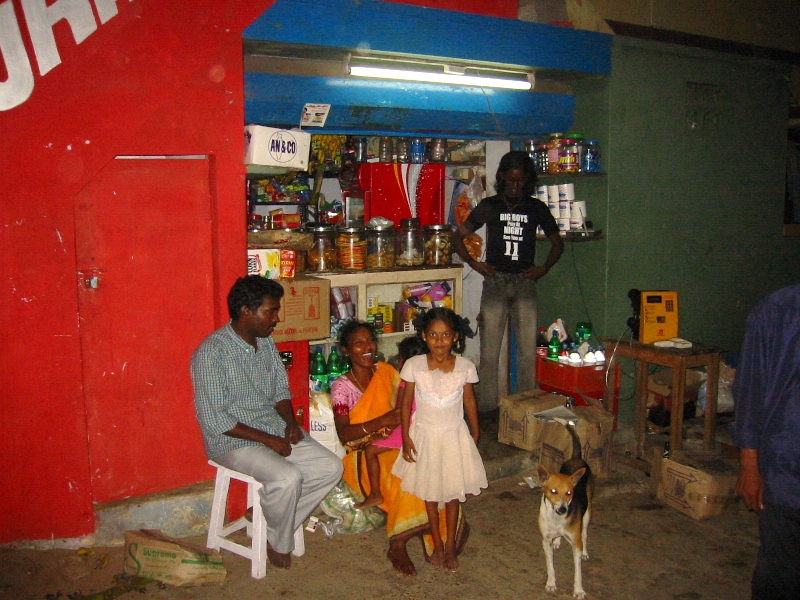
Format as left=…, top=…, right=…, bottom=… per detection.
left=362, top=424, right=369, bottom=435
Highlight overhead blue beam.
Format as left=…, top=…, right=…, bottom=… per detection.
left=244, top=0, right=612, bottom=76
left=245, top=74, right=575, bottom=138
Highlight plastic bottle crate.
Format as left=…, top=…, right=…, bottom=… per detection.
left=536, top=355, right=620, bottom=427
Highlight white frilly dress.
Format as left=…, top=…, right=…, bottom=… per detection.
left=391, top=354, right=488, bottom=503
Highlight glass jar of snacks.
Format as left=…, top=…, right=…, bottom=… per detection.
left=395, top=218, right=424, bottom=266
left=336, top=226, right=367, bottom=270
left=306, top=224, right=337, bottom=272
left=366, top=224, right=396, bottom=269
left=423, top=224, right=453, bottom=266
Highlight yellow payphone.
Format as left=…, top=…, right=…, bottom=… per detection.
left=639, top=291, right=679, bottom=344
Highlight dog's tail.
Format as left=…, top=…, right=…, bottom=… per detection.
left=566, top=423, right=582, bottom=461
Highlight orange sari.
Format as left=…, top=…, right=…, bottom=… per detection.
left=340, top=362, right=468, bottom=553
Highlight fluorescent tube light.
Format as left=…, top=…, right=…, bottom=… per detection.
left=347, top=57, right=532, bottom=90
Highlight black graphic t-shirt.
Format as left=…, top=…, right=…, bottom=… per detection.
left=463, top=194, right=558, bottom=274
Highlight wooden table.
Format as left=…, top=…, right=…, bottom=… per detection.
left=601, top=337, right=725, bottom=469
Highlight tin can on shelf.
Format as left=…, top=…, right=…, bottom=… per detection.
left=396, top=217, right=424, bottom=266
left=306, top=224, right=337, bottom=272
left=423, top=224, right=453, bottom=266
left=336, top=226, right=367, bottom=270
left=366, top=224, right=396, bottom=269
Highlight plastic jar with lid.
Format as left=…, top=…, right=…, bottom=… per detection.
left=395, top=217, right=424, bottom=266
left=366, top=224, right=396, bottom=269
left=583, top=141, right=602, bottom=173
left=379, top=137, right=394, bottom=163
left=305, top=225, right=337, bottom=272
left=429, top=138, right=446, bottom=162
left=558, top=138, right=579, bottom=173
left=336, top=226, right=367, bottom=270
left=423, top=224, right=453, bottom=266
left=535, top=144, right=549, bottom=174
left=546, top=133, right=563, bottom=174
left=395, top=138, right=410, bottom=163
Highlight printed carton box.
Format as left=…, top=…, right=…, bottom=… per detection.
left=244, top=125, right=310, bottom=171
left=652, top=449, right=739, bottom=519
left=537, top=404, right=615, bottom=478
left=271, top=276, right=330, bottom=343
left=124, top=529, right=225, bottom=586
left=498, top=389, right=568, bottom=452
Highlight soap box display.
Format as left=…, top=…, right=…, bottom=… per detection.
left=245, top=125, right=311, bottom=171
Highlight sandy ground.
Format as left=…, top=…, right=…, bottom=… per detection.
left=1, top=460, right=758, bottom=600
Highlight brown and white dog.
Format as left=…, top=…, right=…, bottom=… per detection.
left=537, top=424, right=594, bottom=599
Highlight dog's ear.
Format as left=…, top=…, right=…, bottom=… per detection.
left=570, top=467, right=586, bottom=486
left=537, top=463, right=550, bottom=484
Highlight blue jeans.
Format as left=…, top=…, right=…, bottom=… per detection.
left=752, top=503, right=800, bottom=600
left=476, top=272, right=539, bottom=413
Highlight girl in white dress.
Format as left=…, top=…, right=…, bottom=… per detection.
left=392, top=308, right=487, bottom=571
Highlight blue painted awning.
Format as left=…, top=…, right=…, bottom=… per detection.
left=244, top=0, right=612, bottom=138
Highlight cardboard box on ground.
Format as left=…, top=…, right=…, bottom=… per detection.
left=647, top=368, right=706, bottom=427
left=498, top=389, right=615, bottom=478
left=649, top=448, right=739, bottom=520
left=124, top=529, right=226, bottom=586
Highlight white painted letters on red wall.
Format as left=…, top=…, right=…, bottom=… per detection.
left=0, top=0, right=128, bottom=111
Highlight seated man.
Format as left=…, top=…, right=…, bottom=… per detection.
left=191, top=275, right=343, bottom=569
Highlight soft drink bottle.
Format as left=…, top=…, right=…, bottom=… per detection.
left=326, top=346, right=342, bottom=387
left=547, top=330, right=561, bottom=360
left=536, top=327, right=549, bottom=357
left=309, top=347, right=329, bottom=393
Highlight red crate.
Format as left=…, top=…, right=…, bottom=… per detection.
left=536, top=356, right=621, bottom=428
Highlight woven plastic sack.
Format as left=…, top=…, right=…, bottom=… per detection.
left=319, top=480, right=386, bottom=534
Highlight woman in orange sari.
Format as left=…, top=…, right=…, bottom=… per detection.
left=332, top=320, right=469, bottom=576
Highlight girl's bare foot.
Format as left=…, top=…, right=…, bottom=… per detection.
left=428, top=546, right=445, bottom=569
left=354, top=493, right=383, bottom=510
left=388, top=539, right=416, bottom=576
left=444, top=547, right=459, bottom=571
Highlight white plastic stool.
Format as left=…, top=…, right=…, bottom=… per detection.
left=206, top=460, right=305, bottom=579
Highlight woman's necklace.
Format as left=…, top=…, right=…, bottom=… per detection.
left=347, top=368, right=369, bottom=393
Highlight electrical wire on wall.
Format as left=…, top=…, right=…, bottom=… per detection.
left=565, top=240, right=639, bottom=405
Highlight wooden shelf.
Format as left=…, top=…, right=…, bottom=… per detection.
left=537, top=228, right=603, bottom=242
left=537, top=171, right=606, bottom=181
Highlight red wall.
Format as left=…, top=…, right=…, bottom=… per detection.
left=0, top=0, right=516, bottom=543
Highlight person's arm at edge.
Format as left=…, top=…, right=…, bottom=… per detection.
left=452, top=223, right=494, bottom=277
left=400, top=381, right=417, bottom=462
left=463, top=382, right=480, bottom=445
left=523, top=232, right=564, bottom=280
left=737, top=448, right=764, bottom=511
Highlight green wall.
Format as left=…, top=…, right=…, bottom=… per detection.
left=537, top=36, right=797, bottom=356
left=532, top=37, right=797, bottom=425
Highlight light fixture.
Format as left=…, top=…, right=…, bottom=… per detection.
left=346, top=55, right=533, bottom=91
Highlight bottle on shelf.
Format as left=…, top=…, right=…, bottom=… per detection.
left=309, top=347, right=329, bottom=393
left=547, top=329, right=561, bottom=360
left=326, top=345, right=343, bottom=387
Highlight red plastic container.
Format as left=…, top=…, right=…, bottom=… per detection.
left=536, top=355, right=620, bottom=428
